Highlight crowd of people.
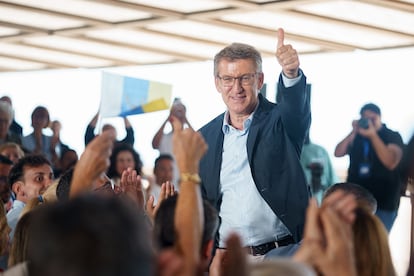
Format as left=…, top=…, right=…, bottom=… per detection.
left=0, top=27, right=412, bottom=276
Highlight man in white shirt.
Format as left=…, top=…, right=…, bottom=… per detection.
left=7, top=155, right=53, bottom=239
left=199, top=28, right=310, bottom=262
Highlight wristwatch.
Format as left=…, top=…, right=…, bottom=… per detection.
left=180, top=173, right=201, bottom=184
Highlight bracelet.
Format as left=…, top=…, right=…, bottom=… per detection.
left=180, top=173, right=201, bottom=184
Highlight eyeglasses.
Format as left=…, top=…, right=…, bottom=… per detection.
left=216, top=73, right=258, bottom=87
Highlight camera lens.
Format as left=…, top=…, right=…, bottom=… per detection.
left=358, top=118, right=369, bottom=129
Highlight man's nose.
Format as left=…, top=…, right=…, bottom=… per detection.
left=44, top=178, right=53, bottom=188
left=230, top=79, right=243, bottom=92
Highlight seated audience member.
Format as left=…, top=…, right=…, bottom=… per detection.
left=49, top=120, right=70, bottom=154
left=107, top=143, right=142, bottom=187
left=0, top=203, right=11, bottom=272
left=0, top=102, right=21, bottom=147
left=60, top=149, right=78, bottom=170
left=147, top=154, right=174, bottom=205
left=0, top=96, right=22, bottom=137
left=19, top=180, right=58, bottom=220
left=0, top=176, right=11, bottom=212
left=59, top=162, right=171, bottom=225
left=0, top=156, right=12, bottom=178
left=323, top=182, right=377, bottom=213
left=67, top=129, right=140, bottom=201
left=49, top=120, right=71, bottom=176
left=0, top=143, right=24, bottom=165
left=7, top=211, right=34, bottom=269
left=11, top=131, right=153, bottom=276
left=16, top=117, right=207, bottom=276
left=57, top=135, right=165, bottom=224
left=6, top=155, right=53, bottom=240
left=21, top=106, right=53, bottom=160
left=352, top=207, right=396, bottom=276
left=323, top=183, right=395, bottom=276
left=153, top=194, right=219, bottom=273
left=55, top=168, right=74, bottom=201
left=0, top=156, right=12, bottom=210
left=53, top=149, right=78, bottom=178
left=57, top=168, right=122, bottom=202
left=84, top=111, right=134, bottom=146
left=26, top=195, right=153, bottom=276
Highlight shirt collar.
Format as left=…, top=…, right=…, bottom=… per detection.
left=222, top=102, right=259, bottom=134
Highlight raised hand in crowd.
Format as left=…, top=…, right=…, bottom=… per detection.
left=171, top=115, right=207, bottom=275
left=219, top=233, right=248, bottom=276
left=70, top=129, right=116, bottom=198
left=146, top=181, right=175, bottom=223
left=293, top=191, right=357, bottom=276
left=120, top=167, right=145, bottom=210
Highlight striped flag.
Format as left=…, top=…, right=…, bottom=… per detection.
left=99, top=71, right=172, bottom=118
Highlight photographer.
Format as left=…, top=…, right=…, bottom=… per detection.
left=334, top=103, right=404, bottom=232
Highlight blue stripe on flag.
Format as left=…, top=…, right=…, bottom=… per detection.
left=121, top=77, right=149, bottom=113
left=119, top=106, right=144, bottom=117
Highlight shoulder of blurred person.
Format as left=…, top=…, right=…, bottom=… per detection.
left=7, top=211, right=35, bottom=268
left=26, top=195, right=153, bottom=276
left=1, top=262, right=28, bottom=276
left=8, top=121, right=22, bottom=138
left=352, top=207, right=396, bottom=276
left=250, top=258, right=316, bottom=276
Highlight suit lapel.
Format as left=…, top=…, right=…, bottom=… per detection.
left=247, top=95, right=269, bottom=162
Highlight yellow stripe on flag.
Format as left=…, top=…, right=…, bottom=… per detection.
left=142, top=98, right=169, bottom=113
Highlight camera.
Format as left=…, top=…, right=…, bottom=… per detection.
left=358, top=118, right=370, bottom=129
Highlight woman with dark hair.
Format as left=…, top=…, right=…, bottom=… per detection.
left=107, top=143, right=142, bottom=187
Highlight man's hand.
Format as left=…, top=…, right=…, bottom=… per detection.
left=293, top=191, right=357, bottom=276
left=70, top=129, right=116, bottom=197
left=145, top=181, right=175, bottom=223
left=275, top=28, right=299, bottom=79
left=171, top=113, right=207, bottom=275
left=120, top=167, right=145, bottom=209
left=357, top=119, right=377, bottom=139
left=171, top=117, right=207, bottom=174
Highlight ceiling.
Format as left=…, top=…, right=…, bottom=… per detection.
left=0, top=0, right=413, bottom=72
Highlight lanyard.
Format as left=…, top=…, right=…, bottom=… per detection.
left=363, top=139, right=370, bottom=161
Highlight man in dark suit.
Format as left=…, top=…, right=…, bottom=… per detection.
left=199, top=28, right=311, bottom=263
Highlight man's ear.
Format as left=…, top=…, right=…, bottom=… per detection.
left=12, top=181, right=23, bottom=195
left=214, top=77, right=221, bottom=93
left=257, top=72, right=264, bottom=91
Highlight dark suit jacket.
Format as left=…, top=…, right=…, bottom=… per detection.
left=199, top=72, right=311, bottom=243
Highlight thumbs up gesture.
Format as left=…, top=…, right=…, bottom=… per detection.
left=276, top=28, right=299, bottom=79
